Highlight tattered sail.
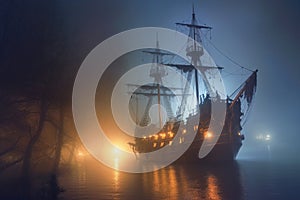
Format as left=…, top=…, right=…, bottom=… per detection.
left=244, top=70, right=257, bottom=105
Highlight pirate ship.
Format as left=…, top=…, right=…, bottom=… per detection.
left=128, top=7, right=257, bottom=162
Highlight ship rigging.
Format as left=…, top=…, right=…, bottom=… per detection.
left=128, top=6, right=257, bottom=162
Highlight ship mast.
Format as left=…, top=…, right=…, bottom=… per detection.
left=150, top=34, right=166, bottom=128
left=138, top=35, right=173, bottom=129
left=176, top=5, right=213, bottom=106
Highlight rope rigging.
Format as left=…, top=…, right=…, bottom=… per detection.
left=201, top=30, right=255, bottom=73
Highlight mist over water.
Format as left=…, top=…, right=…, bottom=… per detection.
left=1, top=148, right=299, bottom=200
left=1, top=0, right=299, bottom=199
left=55, top=155, right=300, bottom=200
left=238, top=131, right=300, bottom=165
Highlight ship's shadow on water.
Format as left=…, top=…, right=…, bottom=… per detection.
left=59, top=157, right=245, bottom=200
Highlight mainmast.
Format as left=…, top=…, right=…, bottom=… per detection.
left=176, top=6, right=213, bottom=106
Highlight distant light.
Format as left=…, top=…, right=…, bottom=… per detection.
left=256, top=134, right=264, bottom=140
left=255, top=133, right=271, bottom=141
left=113, top=147, right=121, bottom=158
left=77, top=151, right=84, bottom=157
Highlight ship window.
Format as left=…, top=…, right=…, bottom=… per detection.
left=160, top=133, right=166, bottom=139
left=160, top=142, right=164, bottom=147
left=182, top=129, right=187, bottom=134
left=168, top=131, right=174, bottom=138
left=153, top=143, right=157, bottom=148
left=193, top=125, right=198, bottom=131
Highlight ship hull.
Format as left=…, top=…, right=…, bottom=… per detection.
left=133, top=103, right=245, bottom=164
left=135, top=132, right=244, bottom=164
left=174, top=138, right=242, bottom=164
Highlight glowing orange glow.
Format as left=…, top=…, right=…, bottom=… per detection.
left=112, top=146, right=122, bottom=159
left=150, top=167, right=178, bottom=199
left=168, top=167, right=178, bottom=198
left=168, top=131, right=174, bottom=137
left=153, top=143, right=157, bottom=148
left=204, top=131, right=213, bottom=139
left=77, top=151, right=84, bottom=157
left=113, top=168, right=120, bottom=191
left=182, top=129, right=187, bottom=134
left=206, top=175, right=221, bottom=200
left=160, top=133, right=166, bottom=139
left=113, top=147, right=119, bottom=154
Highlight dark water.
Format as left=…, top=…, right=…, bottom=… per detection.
left=58, top=156, right=300, bottom=200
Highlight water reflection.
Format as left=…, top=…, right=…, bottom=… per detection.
left=140, top=162, right=242, bottom=200
left=206, top=175, right=221, bottom=200
left=113, top=158, right=120, bottom=191
left=60, top=156, right=244, bottom=200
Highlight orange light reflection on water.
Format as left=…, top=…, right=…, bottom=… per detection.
left=206, top=175, right=221, bottom=200
left=142, top=165, right=222, bottom=199
left=112, top=157, right=121, bottom=200
left=143, top=166, right=180, bottom=199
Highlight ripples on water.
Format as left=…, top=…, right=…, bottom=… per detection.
left=58, top=156, right=300, bottom=200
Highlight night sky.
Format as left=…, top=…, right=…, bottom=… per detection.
left=2, top=0, right=300, bottom=160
